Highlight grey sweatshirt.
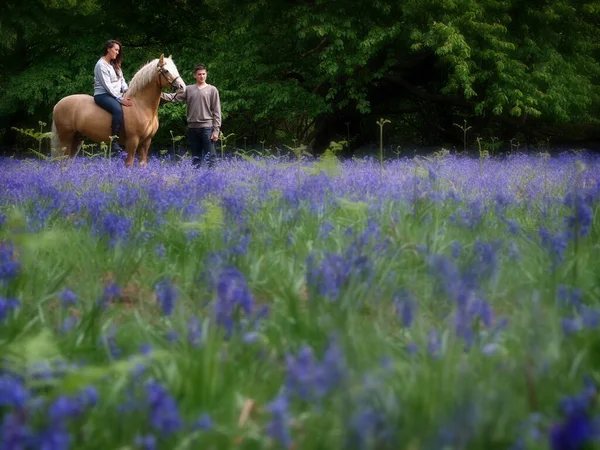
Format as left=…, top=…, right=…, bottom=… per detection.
left=161, top=84, right=222, bottom=133
left=94, top=58, right=128, bottom=102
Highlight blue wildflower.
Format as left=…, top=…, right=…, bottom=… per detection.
left=58, top=289, right=77, bottom=307
left=266, top=393, right=292, bottom=449
left=214, top=266, right=254, bottom=337
left=393, top=289, right=416, bottom=328
left=155, top=278, right=178, bottom=316
left=0, top=297, right=20, bottom=322
left=0, top=375, right=29, bottom=408
left=550, top=381, right=597, bottom=450
left=98, top=282, right=120, bottom=310
left=0, top=241, right=20, bottom=283
left=145, top=380, right=183, bottom=436
left=187, top=316, right=202, bottom=348
left=134, top=434, right=157, bottom=450
left=192, top=413, right=213, bottom=431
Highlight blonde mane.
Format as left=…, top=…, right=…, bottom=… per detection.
left=126, top=59, right=160, bottom=97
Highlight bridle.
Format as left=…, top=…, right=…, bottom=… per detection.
left=157, top=63, right=183, bottom=91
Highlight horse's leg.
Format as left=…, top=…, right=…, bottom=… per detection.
left=55, top=129, right=73, bottom=157
left=138, top=138, right=152, bottom=168
left=124, top=136, right=140, bottom=168
left=71, top=133, right=84, bottom=158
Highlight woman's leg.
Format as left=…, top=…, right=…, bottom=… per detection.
left=94, top=94, right=124, bottom=151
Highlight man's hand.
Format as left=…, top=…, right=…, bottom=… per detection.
left=211, top=131, right=219, bottom=142
left=121, top=97, right=133, bottom=107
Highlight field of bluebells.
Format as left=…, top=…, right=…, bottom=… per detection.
left=0, top=149, right=599, bottom=450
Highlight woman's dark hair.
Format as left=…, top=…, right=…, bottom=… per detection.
left=103, top=40, right=124, bottom=77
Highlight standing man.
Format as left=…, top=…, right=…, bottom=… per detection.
left=161, top=63, right=221, bottom=168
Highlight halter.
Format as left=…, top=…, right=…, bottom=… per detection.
left=157, top=62, right=183, bottom=91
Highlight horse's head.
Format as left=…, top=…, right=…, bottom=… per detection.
left=156, top=54, right=185, bottom=92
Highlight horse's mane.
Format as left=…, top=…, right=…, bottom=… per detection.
left=126, top=59, right=160, bottom=97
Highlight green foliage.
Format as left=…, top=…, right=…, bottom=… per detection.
left=1, top=0, right=599, bottom=150
left=307, top=140, right=346, bottom=177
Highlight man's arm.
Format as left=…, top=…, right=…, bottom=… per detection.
left=160, top=89, right=187, bottom=104
left=211, top=88, right=222, bottom=135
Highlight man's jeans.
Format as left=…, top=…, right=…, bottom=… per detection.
left=188, top=127, right=217, bottom=168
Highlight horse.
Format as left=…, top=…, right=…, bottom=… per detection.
left=51, top=53, right=185, bottom=168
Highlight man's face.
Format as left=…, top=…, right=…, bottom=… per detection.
left=194, top=70, right=207, bottom=83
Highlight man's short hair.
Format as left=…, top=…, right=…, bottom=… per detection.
left=194, top=64, right=207, bottom=73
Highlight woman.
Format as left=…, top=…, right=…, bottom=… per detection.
left=93, top=40, right=133, bottom=153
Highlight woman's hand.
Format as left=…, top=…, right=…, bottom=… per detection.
left=121, top=97, right=133, bottom=107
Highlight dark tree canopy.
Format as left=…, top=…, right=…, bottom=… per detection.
left=1, top=0, right=599, bottom=153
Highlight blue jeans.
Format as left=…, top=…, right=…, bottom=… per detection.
left=188, top=127, right=217, bottom=168
left=94, top=94, right=123, bottom=136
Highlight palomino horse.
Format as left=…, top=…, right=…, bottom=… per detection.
left=51, top=54, right=185, bottom=167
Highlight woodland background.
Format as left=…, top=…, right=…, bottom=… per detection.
left=1, top=0, right=599, bottom=155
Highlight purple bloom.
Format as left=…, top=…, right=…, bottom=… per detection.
left=0, top=297, right=20, bottom=322
left=563, top=192, right=593, bottom=237
left=214, top=266, right=254, bottom=337
left=192, top=413, right=213, bottom=431
left=187, top=316, right=202, bottom=347
left=98, top=212, right=132, bottom=245
left=144, top=380, right=183, bottom=436
left=58, top=289, right=77, bottom=307
left=98, top=282, right=120, bottom=310
left=284, top=337, right=346, bottom=402
left=539, top=227, right=569, bottom=267
left=550, top=381, right=597, bottom=450
left=0, top=241, right=20, bottom=283
left=0, top=412, right=33, bottom=449
left=134, top=434, right=157, bottom=450
left=266, top=393, right=291, bottom=449
left=155, top=278, right=178, bottom=316
left=0, top=375, right=29, bottom=408
left=99, top=325, right=121, bottom=359
left=550, top=411, right=594, bottom=450
left=393, top=289, right=416, bottom=328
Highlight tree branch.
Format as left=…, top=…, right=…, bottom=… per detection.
left=301, top=38, right=327, bottom=57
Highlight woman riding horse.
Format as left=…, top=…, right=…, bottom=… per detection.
left=52, top=54, right=185, bottom=167
left=93, top=40, right=133, bottom=153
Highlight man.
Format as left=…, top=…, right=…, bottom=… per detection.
left=161, top=63, right=221, bottom=168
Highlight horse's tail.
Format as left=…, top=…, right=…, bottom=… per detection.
left=50, top=109, right=61, bottom=158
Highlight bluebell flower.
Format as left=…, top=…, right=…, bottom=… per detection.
left=155, top=278, right=178, bottom=317
left=98, top=282, right=120, bottom=310
left=550, top=381, right=597, bottom=450
left=58, top=289, right=77, bottom=307
left=266, top=393, right=291, bottom=449
left=0, top=241, right=21, bottom=283
left=393, top=289, right=416, bottom=328
left=155, top=243, right=166, bottom=258
left=0, top=412, right=33, bottom=449
left=539, top=227, right=569, bottom=267
left=192, top=413, right=213, bottom=431
left=134, top=434, right=157, bottom=450
left=99, top=324, right=121, bottom=359
left=214, top=266, right=254, bottom=337
left=563, top=192, right=593, bottom=238
left=187, top=316, right=202, bottom=348
left=0, top=297, right=20, bottom=322
left=0, top=375, right=29, bottom=408
left=144, top=380, right=183, bottom=436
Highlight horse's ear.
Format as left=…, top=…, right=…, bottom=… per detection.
left=168, top=54, right=172, bottom=59
left=159, top=53, right=165, bottom=65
